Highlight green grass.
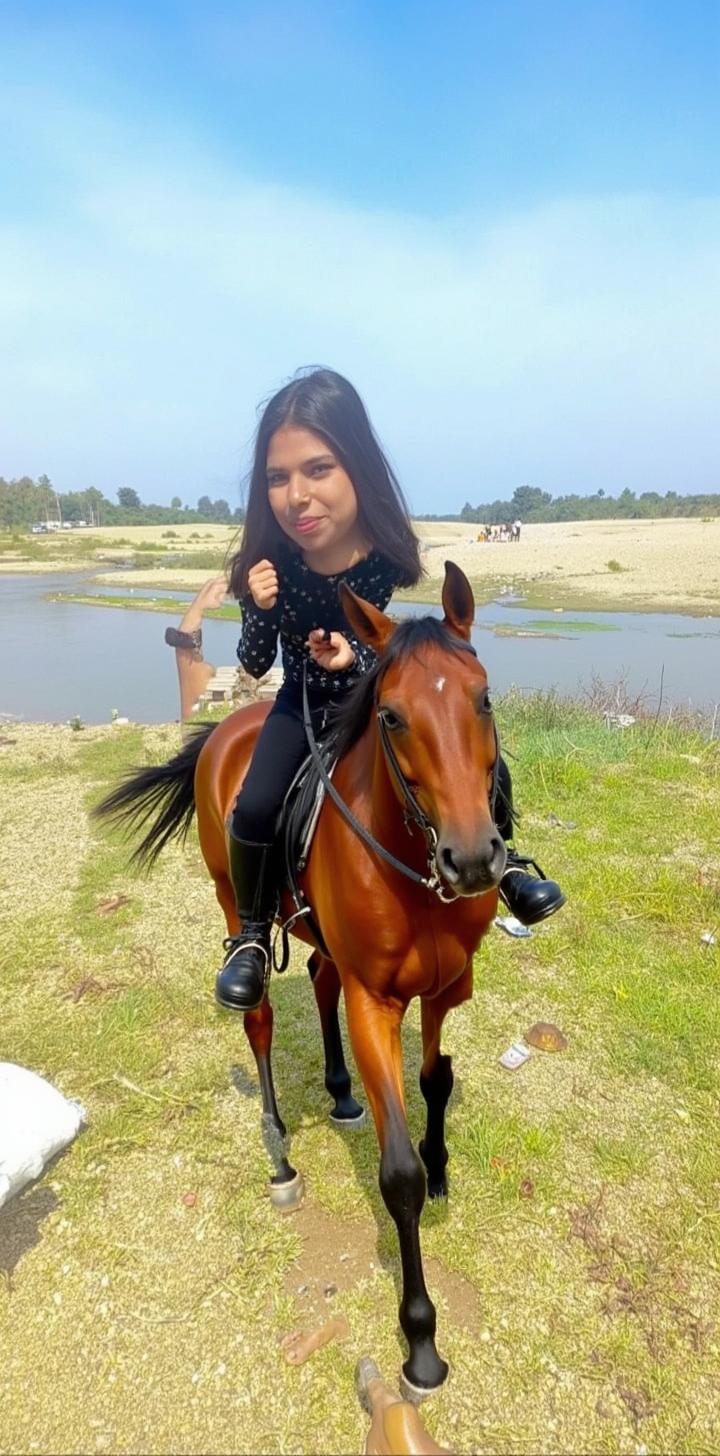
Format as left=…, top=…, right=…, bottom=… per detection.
left=48, top=591, right=239, bottom=619
left=0, top=534, right=228, bottom=576
left=520, top=617, right=620, bottom=633
left=1, top=702, right=719, bottom=1453
left=396, top=575, right=717, bottom=616
left=483, top=616, right=622, bottom=639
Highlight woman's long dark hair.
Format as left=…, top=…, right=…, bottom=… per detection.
left=228, top=368, right=424, bottom=597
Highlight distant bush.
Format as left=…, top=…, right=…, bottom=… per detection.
left=607, top=559, right=625, bottom=573
left=162, top=530, right=179, bottom=539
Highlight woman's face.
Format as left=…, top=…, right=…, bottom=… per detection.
left=265, top=425, right=364, bottom=560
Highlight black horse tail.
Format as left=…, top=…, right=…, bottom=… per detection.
left=92, top=722, right=219, bottom=870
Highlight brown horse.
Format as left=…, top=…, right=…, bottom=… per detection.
left=96, top=562, right=505, bottom=1397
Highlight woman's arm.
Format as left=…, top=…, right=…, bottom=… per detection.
left=169, top=575, right=228, bottom=721
left=237, top=592, right=281, bottom=679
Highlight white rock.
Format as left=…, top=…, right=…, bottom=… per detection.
left=0, top=1063, right=85, bottom=1209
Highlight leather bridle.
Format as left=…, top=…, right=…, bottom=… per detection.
left=302, top=658, right=501, bottom=904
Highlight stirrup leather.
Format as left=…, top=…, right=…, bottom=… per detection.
left=503, top=853, right=547, bottom=881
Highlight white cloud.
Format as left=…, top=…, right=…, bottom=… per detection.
left=1, top=93, right=718, bottom=505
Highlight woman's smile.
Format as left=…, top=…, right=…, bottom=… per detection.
left=292, top=514, right=326, bottom=535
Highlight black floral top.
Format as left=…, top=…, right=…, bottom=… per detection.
left=237, top=548, right=401, bottom=697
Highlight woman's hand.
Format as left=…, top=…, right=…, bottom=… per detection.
left=194, top=576, right=229, bottom=611
left=180, top=574, right=228, bottom=633
left=248, top=559, right=279, bottom=610
left=307, top=629, right=355, bottom=672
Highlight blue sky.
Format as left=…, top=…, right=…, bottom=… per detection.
left=1, top=1, right=718, bottom=512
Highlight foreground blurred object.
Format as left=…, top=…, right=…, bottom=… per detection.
left=0, top=1064, right=85, bottom=1208
left=280, top=1313, right=350, bottom=1364
left=356, top=1358, right=452, bottom=1454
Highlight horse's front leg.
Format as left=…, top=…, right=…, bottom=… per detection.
left=343, top=978, right=448, bottom=1399
left=419, top=963, right=473, bottom=1199
left=243, top=998, right=305, bottom=1213
left=213, top=870, right=304, bottom=1212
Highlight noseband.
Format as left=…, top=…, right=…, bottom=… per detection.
left=302, top=659, right=501, bottom=903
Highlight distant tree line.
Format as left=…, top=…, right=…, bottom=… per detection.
left=4, top=474, right=718, bottom=533
left=454, top=484, right=720, bottom=525
left=0, top=475, right=245, bottom=529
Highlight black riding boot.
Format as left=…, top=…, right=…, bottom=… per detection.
left=215, top=836, right=279, bottom=1012
left=495, top=758, right=566, bottom=926
left=499, top=851, right=566, bottom=926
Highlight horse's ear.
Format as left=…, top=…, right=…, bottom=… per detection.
left=339, top=582, right=396, bottom=655
left=441, top=560, right=475, bottom=641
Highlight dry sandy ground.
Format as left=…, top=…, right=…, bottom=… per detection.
left=88, top=518, right=720, bottom=614
left=3, top=518, right=719, bottom=612
left=414, top=518, right=720, bottom=613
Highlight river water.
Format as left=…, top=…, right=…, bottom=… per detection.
left=2, top=572, right=719, bottom=723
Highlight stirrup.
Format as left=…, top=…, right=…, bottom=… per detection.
left=218, top=931, right=272, bottom=1001
left=220, top=932, right=272, bottom=998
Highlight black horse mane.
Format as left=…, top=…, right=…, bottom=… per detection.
left=329, top=615, right=477, bottom=760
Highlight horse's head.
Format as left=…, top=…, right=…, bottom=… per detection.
left=339, top=561, right=506, bottom=898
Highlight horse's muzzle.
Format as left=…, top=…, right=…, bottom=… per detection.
left=436, top=832, right=507, bottom=897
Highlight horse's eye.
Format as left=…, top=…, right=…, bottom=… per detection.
left=478, top=691, right=493, bottom=715
left=380, top=708, right=404, bottom=732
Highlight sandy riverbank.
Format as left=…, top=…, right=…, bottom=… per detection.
left=414, top=518, right=720, bottom=613
left=2, top=518, right=719, bottom=613
left=92, top=518, right=720, bottom=614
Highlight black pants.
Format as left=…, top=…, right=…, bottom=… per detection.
left=231, top=683, right=515, bottom=843
left=231, top=685, right=330, bottom=842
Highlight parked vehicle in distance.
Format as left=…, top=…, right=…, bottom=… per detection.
left=29, top=519, right=89, bottom=533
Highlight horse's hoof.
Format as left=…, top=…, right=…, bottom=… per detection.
left=427, top=1176, right=448, bottom=1200
left=269, top=1169, right=305, bottom=1214
left=419, top=1140, right=448, bottom=1199
left=399, top=1358, right=449, bottom=1405
left=329, top=1106, right=366, bottom=1130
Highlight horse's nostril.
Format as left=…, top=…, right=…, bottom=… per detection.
left=438, top=833, right=506, bottom=892
left=439, top=843, right=460, bottom=883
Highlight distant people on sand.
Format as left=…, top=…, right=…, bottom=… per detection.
left=476, top=522, right=521, bottom=544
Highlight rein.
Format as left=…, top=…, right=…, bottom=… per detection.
left=301, top=659, right=501, bottom=904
